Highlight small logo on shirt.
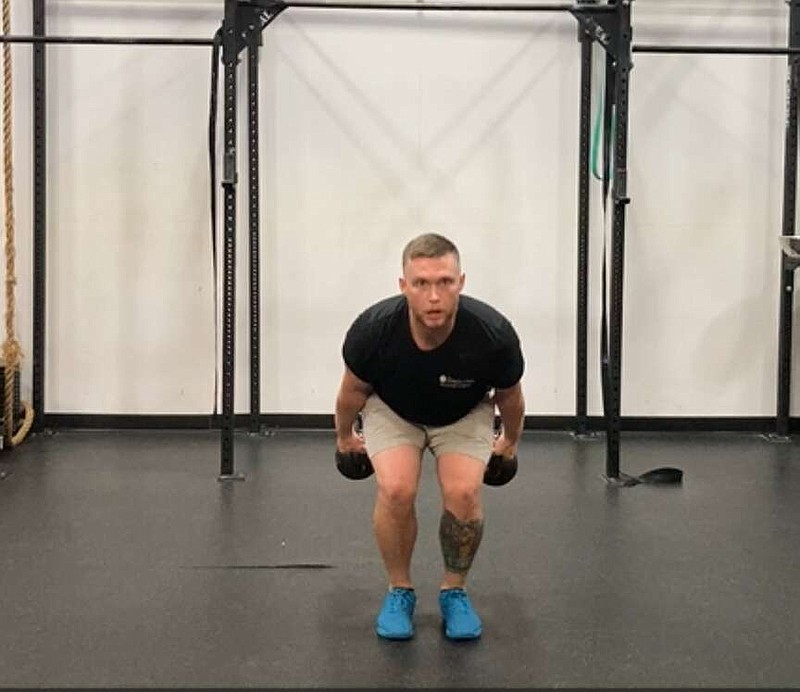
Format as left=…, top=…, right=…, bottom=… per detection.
left=439, top=374, right=475, bottom=389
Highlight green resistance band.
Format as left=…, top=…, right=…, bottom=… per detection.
left=590, top=86, right=616, bottom=182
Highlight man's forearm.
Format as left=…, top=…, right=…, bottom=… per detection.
left=496, top=387, right=525, bottom=445
left=335, top=388, right=370, bottom=440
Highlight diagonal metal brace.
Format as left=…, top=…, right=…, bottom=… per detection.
left=222, top=0, right=287, bottom=65
left=570, top=2, right=630, bottom=69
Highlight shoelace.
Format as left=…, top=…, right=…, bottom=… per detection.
left=443, top=591, right=471, bottom=614
left=388, top=590, right=414, bottom=612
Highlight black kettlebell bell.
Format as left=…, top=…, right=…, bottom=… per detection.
left=483, top=453, right=518, bottom=486
left=335, top=450, right=374, bottom=480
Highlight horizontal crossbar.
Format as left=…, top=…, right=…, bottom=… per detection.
left=0, top=2, right=616, bottom=47
left=260, top=0, right=614, bottom=11
left=634, top=44, right=800, bottom=56
left=0, top=35, right=215, bottom=46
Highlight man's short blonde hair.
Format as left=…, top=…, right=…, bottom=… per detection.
left=401, top=233, right=461, bottom=271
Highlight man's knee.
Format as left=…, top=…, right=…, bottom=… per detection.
left=437, top=455, right=485, bottom=516
left=440, top=478, right=482, bottom=515
left=377, top=476, right=418, bottom=509
left=372, top=445, right=422, bottom=510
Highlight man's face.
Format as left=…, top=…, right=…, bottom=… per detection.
left=399, top=253, right=465, bottom=331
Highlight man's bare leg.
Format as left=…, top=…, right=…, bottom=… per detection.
left=371, top=445, right=423, bottom=588
left=435, top=452, right=485, bottom=639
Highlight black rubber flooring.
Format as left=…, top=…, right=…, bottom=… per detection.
left=1, top=428, right=799, bottom=688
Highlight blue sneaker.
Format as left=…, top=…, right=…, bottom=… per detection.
left=439, top=588, right=482, bottom=640
left=375, top=587, right=416, bottom=640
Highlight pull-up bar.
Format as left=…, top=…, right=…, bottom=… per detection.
left=0, top=2, right=610, bottom=47
left=5, top=39, right=795, bottom=52
left=0, top=35, right=215, bottom=46
left=271, top=0, right=601, bottom=10
left=634, top=44, right=800, bottom=56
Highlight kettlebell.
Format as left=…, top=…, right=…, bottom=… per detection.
left=483, top=453, right=518, bottom=486
left=335, top=450, right=374, bottom=480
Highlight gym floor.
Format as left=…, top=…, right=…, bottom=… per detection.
left=1, top=427, right=799, bottom=688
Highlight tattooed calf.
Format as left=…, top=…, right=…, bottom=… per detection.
left=439, top=509, right=484, bottom=574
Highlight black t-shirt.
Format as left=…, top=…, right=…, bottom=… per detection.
left=342, top=294, right=524, bottom=426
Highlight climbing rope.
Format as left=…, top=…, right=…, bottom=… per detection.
left=1, top=0, right=33, bottom=447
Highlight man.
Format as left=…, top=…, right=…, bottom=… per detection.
left=334, top=232, right=525, bottom=641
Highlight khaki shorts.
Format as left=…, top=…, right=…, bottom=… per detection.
left=361, top=394, right=495, bottom=465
